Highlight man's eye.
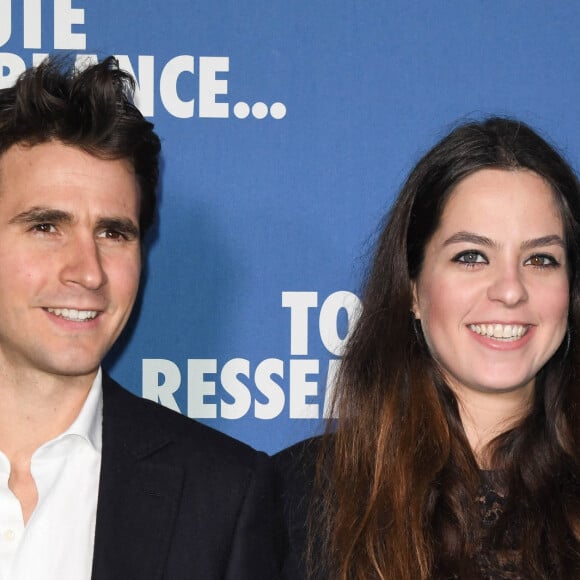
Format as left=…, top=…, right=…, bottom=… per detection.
left=33, top=223, right=56, bottom=233
left=99, top=230, right=127, bottom=240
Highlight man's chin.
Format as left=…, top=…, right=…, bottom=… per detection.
left=39, top=357, right=103, bottom=380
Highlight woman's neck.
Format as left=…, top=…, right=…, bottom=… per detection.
left=451, top=382, right=533, bottom=466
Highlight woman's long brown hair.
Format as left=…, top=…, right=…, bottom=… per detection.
left=311, top=117, right=580, bottom=579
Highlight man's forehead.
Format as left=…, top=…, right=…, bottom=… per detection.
left=0, top=141, right=136, bottom=174
left=0, top=143, right=141, bottom=248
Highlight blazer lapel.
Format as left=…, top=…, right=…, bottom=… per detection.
left=91, top=376, right=184, bottom=580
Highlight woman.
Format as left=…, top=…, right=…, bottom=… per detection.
left=276, top=117, right=580, bottom=579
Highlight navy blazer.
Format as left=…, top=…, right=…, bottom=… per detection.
left=274, top=437, right=321, bottom=580
left=90, top=375, right=282, bottom=579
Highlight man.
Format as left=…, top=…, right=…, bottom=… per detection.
left=0, top=56, right=282, bottom=579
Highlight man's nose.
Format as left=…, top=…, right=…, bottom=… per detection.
left=59, top=235, right=107, bottom=290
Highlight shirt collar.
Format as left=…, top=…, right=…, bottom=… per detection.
left=59, top=368, right=103, bottom=453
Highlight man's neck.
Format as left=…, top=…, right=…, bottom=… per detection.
left=0, top=367, right=96, bottom=461
left=0, top=367, right=97, bottom=526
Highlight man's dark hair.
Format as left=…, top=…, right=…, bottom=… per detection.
left=0, top=55, right=161, bottom=236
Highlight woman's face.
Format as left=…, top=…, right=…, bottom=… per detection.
left=412, top=168, right=569, bottom=400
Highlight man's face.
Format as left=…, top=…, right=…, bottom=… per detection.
left=0, top=141, right=141, bottom=381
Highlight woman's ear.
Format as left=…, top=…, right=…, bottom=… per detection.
left=411, top=281, right=421, bottom=319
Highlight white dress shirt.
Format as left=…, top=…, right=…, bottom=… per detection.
left=0, top=370, right=103, bottom=580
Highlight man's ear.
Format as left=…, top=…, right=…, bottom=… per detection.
left=411, top=281, right=421, bottom=319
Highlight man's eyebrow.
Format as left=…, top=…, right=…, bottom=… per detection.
left=443, top=231, right=565, bottom=250
left=9, top=207, right=73, bottom=225
left=9, top=208, right=140, bottom=238
left=96, top=217, right=140, bottom=238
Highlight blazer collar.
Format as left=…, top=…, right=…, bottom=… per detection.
left=91, top=374, right=184, bottom=580
left=101, top=374, right=173, bottom=458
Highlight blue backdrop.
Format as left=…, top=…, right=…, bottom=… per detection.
left=1, top=0, right=579, bottom=453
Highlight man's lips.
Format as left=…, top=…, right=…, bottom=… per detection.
left=44, top=307, right=100, bottom=322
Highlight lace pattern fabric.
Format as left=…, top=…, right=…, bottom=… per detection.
left=475, top=472, right=523, bottom=580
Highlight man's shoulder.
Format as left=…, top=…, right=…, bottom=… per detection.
left=274, top=435, right=323, bottom=474
left=273, top=435, right=324, bottom=505
left=94, top=376, right=283, bottom=580
left=273, top=436, right=326, bottom=579
left=102, top=374, right=262, bottom=468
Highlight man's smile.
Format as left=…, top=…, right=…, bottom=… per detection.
left=45, top=308, right=100, bottom=322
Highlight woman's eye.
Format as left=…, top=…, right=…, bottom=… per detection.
left=525, top=254, right=559, bottom=268
left=453, top=251, right=487, bottom=264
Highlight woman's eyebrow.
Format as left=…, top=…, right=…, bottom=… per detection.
left=520, top=234, right=565, bottom=250
left=443, top=231, right=565, bottom=250
left=443, top=231, right=495, bottom=247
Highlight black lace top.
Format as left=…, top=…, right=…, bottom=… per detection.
left=475, top=471, right=522, bottom=580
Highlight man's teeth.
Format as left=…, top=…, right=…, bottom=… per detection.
left=47, top=308, right=98, bottom=321
left=469, top=323, right=527, bottom=340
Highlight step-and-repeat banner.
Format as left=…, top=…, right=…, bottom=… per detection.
left=2, top=1, right=580, bottom=454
